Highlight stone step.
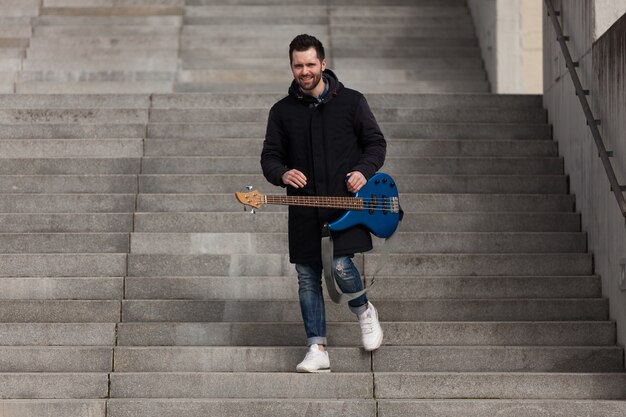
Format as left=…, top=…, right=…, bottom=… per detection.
left=0, top=400, right=106, bottom=417
left=0, top=139, right=143, bottom=157
left=0, top=159, right=140, bottom=174
left=107, top=398, right=372, bottom=417
left=129, top=232, right=586, bottom=254
left=0, top=94, right=150, bottom=108
left=117, top=321, right=617, bottom=347
left=0, top=254, right=126, bottom=277
left=144, top=138, right=557, bottom=157
left=140, top=156, right=562, bottom=175
left=0, top=347, right=112, bottom=372
left=0, top=4, right=39, bottom=18
left=133, top=212, right=580, bottom=233
left=121, top=299, right=607, bottom=322
left=110, top=372, right=372, bottom=398
left=174, top=80, right=489, bottom=94
left=0, top=175, right=138, bottom=193
left=366, top=253, right=592, bottom=276
left=0, top=123, right=145, bottom=139
left=0, top=213, right=133, bottom=233
left=137, top=193, right=575, bottom=213
left=0, top=300, right=120, bottom=321
left=105, top=399, right=626, bottom=417
left=148, top=108, right=547, bottom=124
left=183, top=16, right=327, bottom=25
left=332, top=36, right=478, bottom=48
left=335, top=46, right=481, bottom=60
left=180, top=24, right=328, bottom=37
left=112, top=346, right=623, bottom=373
left=114, top=346, right=369, bottom=372
left=331, top=5, right=469, bottom=16
left=375, top=347, right=624, bottom=373
left=146, top=122, right=551, bottom=140
left=328, top=71, right=489, bottom=85
left=148, top=93, right=542, bottom=109
left=33, top=15, right=183, bottom=26
left=20, top=70, right=176, bottom=82
left=40, top=6, right=184, bottom=17
left=375, top=372, right=626, bottom=399
left=26, top=48, right=179, bottom=60
left=378, top=400, right=626, bottom=417
left=33, top=24, right=180, bottom=36
left=0, top=38, right=29, bottom=48
left=0, top=108, right=148, bottom=123
left=16, top=81, right=174, bottom=94
left=332, top=25, right=474, bottom=37
left=128, top=253, right=592, bottom=277
left=23, top=58, right=178, bottom=71
left=182, top=56, right=484, bottom=71
left=0, top=277, right=123, bottom=299
left=0, top=16, right=33, bottom=26
left=0, top=233, right=129, bottom=253
left=329, top=16, right=472, bottom=28
left=29, top=35, right=180, bottom=49
left=0, top=373, right=108, bottom=399
left=44, top=0, right=184, bottom=7
left=0, top=58, right=21, bottom=71
left=124, top=275, right=600, bottom=300
left=0, top=323, right=115, bottom=346
left=0, top=194, right=135, bottom=213
left=111, top=372, right=626, bottom=400
left=0, top=48, right=25, bottom=59
left=138, top=174, right=567, bottom=194
left=187, top=0, right=465, bottom=4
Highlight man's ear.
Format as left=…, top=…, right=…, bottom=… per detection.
left=321, top=58, right=327, bottom=71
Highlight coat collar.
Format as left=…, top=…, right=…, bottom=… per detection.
left=289, top=69, right=343, bottom=105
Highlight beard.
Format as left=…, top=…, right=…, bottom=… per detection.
left=297, top=72, right=323, bottom=92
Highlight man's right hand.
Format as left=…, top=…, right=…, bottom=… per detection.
left=282, top=169, right=307, bottom=188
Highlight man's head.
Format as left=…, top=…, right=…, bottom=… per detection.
left=289, top=34, right=325, bottom=64
left=289, top=34, right=327, bottom=96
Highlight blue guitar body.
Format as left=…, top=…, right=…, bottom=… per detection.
left=328, top=172, right=402, bottom=239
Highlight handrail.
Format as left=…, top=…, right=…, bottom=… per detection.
left=544, top=0, right=626, bottom=220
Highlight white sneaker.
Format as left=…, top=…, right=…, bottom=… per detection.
left=358, top=302, right=383, bottom=351
left=296, top=344, right=331, bottom=373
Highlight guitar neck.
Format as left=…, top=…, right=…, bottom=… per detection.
left=265, top=195, right=364, bottom=210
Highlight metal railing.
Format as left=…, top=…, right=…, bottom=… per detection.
left=544, top=0, right=626, bottom=220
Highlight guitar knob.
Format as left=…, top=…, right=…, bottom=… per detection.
left=382, top=178, right=387, bottom=184
left=375, top=180, right=380, bottom=185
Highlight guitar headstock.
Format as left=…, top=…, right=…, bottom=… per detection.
left=235, top=189, right=265, bottom=209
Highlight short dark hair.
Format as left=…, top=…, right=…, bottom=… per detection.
left=289, top=34, right=325, bottom=63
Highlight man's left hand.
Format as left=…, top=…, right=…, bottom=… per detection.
left=345, top=171, right=366, bottom=193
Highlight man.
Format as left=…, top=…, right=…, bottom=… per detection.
left=261, top=34, right=386, bottom=373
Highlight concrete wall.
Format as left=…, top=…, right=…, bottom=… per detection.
left=543, top=0, right=626, bottom=349
left=468, top=0, right=543, bottom=93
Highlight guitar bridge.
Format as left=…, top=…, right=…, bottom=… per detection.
left=390, top=197, right=400, bottom=213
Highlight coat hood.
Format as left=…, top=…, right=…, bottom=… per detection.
left=288, top=69, right=343, bottom=104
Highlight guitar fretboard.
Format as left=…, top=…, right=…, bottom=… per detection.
left=265, top=195, right=364, bottom=210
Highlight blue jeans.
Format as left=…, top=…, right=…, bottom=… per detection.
left=295, top=256, right=369, bottom=347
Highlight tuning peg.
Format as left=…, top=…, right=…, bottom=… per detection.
left=245, top=185, right=253, bottom=191
left=250, top=208, right=256, bottom=215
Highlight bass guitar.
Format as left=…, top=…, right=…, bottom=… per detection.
left=235, top=172, right=402, bottom=238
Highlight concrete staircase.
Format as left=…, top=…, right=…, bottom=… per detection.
left=1, top=0, right=626, bottom=416
left=0, top=0, right=38, bottom=93
left=18, top=0, right=183, bottom=94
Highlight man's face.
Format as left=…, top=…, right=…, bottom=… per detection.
left=290, top=47, right=326, bottom=94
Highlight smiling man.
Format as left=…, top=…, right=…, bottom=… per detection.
left=260, top=34, right=387, bottom=373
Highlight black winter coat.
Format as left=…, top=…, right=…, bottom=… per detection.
left=260, top=69, right=387, bottom=264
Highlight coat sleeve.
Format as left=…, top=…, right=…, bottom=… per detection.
left=351, top=95, right=387, bottom=180
left=260, top=107, right=289, bottom=187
